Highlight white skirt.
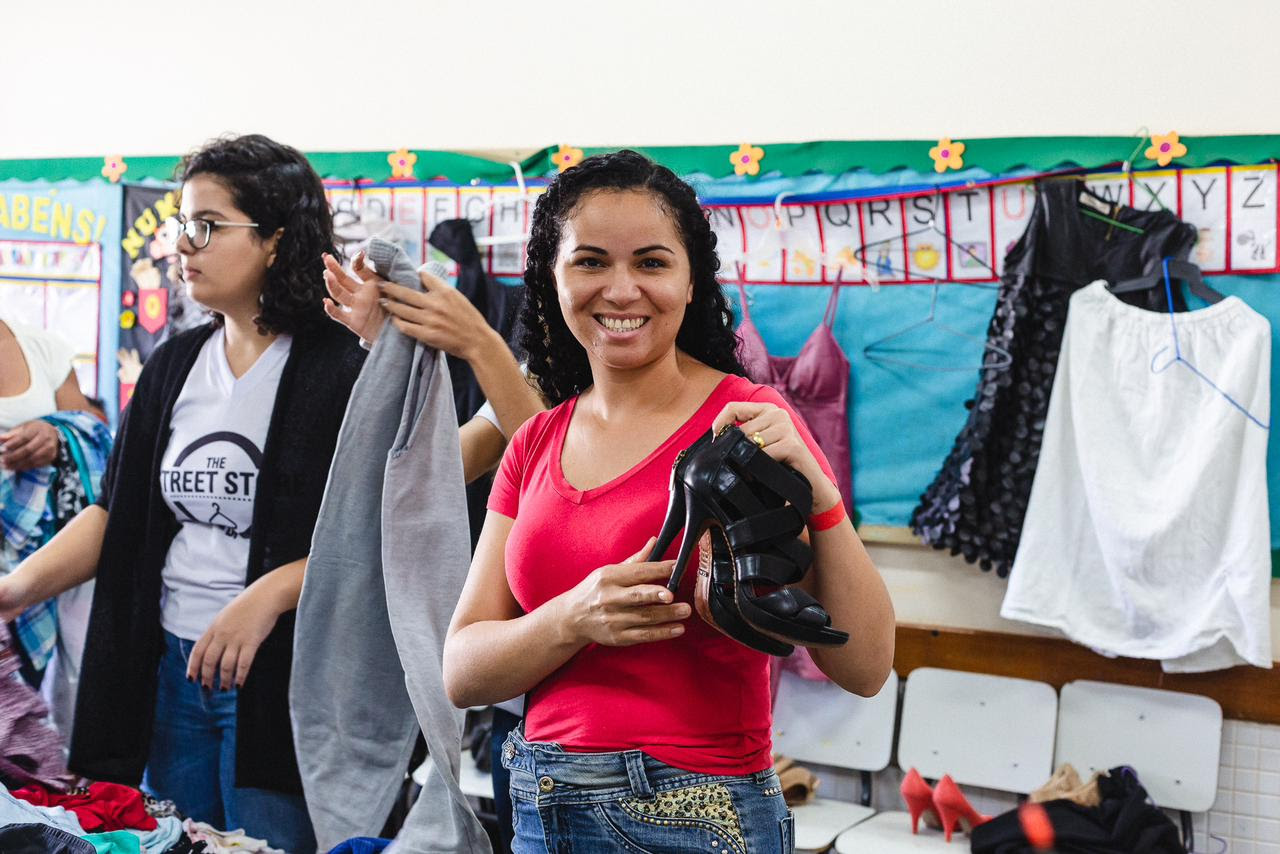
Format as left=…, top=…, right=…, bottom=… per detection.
left=1001, top=281, right=1272, bottom=672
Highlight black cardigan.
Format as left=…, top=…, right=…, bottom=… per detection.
left=70, top=320, right=365, bottom=793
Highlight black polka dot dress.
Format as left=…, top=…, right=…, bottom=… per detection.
left=911, top=179, right=1198, bottom=576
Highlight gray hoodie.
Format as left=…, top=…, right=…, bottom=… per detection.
left=291, top=238, right=489, bottom=853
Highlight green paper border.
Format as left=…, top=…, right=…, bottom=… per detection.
left=4, top=135, right=1280, bottom=184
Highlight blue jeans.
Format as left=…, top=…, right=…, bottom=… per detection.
left=501, top=727, right=793, bottom=854
left=143, top=631, right=316, bottom=854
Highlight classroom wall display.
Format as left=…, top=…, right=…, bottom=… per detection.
left=0, top=180, right=123, bottom=417
left=325, top=182, right=547, bottom=277
left=116, top=184, right=204, bottom=409
left=704, top=167, right=1277, bottom=285
left=319, top=170, right=1280, bottom=578
left=323, top=165, right=1279, bottom=288
left=8, top=144, right=1276, bottom=574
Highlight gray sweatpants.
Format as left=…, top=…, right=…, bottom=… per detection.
left=291, top=238, right=489, bottom=853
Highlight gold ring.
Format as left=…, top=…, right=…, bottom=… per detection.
left=751, top=432, right=767, bottom=449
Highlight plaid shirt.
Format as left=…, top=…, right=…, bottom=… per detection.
left=0, top=412, right=112, bottom=670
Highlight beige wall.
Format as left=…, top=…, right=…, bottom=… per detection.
left=2, top=0, right=1278, bottom=158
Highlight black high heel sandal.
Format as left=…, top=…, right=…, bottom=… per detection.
left=648, top=426, right=849, bottom=654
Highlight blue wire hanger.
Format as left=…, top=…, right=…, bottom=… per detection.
left=1145, top=257, right=1269, bottom=431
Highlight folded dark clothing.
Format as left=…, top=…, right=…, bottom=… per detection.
left=0, top=823, right=96, bottom=854
left=970, top=767, right=1182, bottom=853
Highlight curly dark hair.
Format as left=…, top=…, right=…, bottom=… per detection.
left=520, top=149, right=745, bottom=405
left=177, top=134, right=335, bottom=336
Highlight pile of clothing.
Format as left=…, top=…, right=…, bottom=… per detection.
left=1, top=781, right=284, bottom=853
left=970, top=764, right=1184, bottom=853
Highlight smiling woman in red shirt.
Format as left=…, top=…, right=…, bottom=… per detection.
left=443, top=150, right=895, bottom=854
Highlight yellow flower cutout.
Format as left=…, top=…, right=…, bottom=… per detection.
left=731, top=144, right=765, bottom=177
left=1145, top=132, right=1187, bottom=168
left=101, top=156, right=128, bottom=183
left=929, top=139, right=965, bottom=174
left=119, top=309, right=136, bottom=329
left=388, top=149, right=417, bottom=179
left=554, top=145, right=584, bottom=172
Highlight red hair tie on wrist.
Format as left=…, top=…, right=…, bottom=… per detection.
left=808, top=500, right=847, bottom=532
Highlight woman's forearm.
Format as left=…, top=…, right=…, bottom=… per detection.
left=464, top=330, right=545, bottom=439
left=248, top=557, right=307, bottom=616
left=7, top=505, right=107, bottom=605
left=806, top=516, right=897, bottom=697
left=460, top=418, right=507, bottom=484
left=444, top=593, right=586, bottom=708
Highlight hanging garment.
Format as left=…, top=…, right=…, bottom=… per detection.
left=911, top=181, right=1198, bottom=576
left=0, top=452, right=58, bottom=665
left=428, top=220, right=527, bottom=549
left=970, top=766, right=1183, bottom=853
left=1001, top=281, right=1271, bottom=672
left=42, top=411, right=111, bottom=738
left=0, top=824, right=96, bottom=854
left=736, top=284, right=851, bottom=688
left=0, top=414, right=110, bottom=676
left=291, top=238, right=488, bottom=854
left=0, top=626, right=72, bottom=791
left=735, top=282, right=853, bottom=514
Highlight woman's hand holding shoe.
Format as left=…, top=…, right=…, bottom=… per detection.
left=554, top=537, right=691, bottom=647
left=712, top=401, right=842, bottom=514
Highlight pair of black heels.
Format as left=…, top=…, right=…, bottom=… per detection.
left=647, top=425, right=849, bottom=656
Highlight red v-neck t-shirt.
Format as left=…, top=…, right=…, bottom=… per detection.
left=487, top=373, right=836, bottom=774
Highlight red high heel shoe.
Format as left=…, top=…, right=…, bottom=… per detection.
left=932, top=774, right=992, bottom=842
left=900, top=768, right=941, bottom=834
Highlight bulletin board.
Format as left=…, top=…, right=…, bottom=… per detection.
left=319, top=164, right=1280, bottom=580
left=0, top=180, right=123, bottom=416
left=4, top=138, right=1276, bottom=576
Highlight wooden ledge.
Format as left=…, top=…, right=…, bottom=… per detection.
left=895, top=624, right=1279, bottom=725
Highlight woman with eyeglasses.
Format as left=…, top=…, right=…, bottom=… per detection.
left=0, top=134, right=364, bottom=853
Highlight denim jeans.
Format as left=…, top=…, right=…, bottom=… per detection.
left=143, top=631, right=316, bottom=853
left=501, top=727, right=793, bottom=854
left=489, top=708, right=522, bottom=853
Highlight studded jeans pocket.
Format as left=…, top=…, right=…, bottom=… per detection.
left=609, top=782, right=749, bottom=854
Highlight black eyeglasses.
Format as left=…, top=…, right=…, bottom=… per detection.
left=167, top=216, right=260, bottom=250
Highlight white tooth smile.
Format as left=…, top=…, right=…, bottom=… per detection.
left=598, top=316, right=648, bottom=333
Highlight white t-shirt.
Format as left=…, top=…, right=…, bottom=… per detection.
left=0, top=319, right=75, bottom=430
left=159, top=328, right=292, bottom=641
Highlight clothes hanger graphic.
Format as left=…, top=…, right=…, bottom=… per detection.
left=853, top=192, right=1012, bottom=373
left=1142, top=258, right=1267, bottom=430
left=861, top=280, right=1013, bottom=373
